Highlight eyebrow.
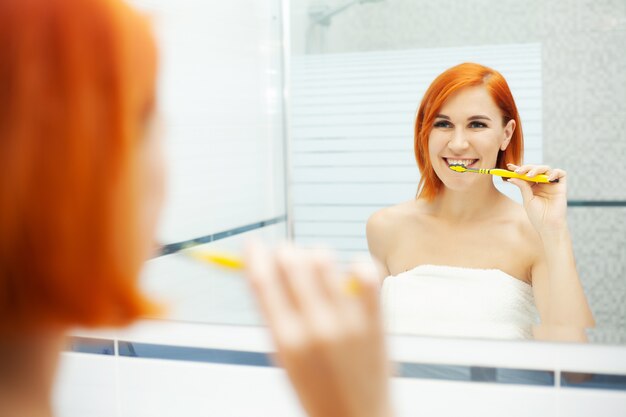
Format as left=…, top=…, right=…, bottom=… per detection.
left=435, top=114, right=492, bottom=121
left=468, top=115, right=492, bottom=121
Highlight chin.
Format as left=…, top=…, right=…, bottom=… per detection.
left=440, top=181, right=475, bottom=192
left=436, top=171, right=481, bottom=192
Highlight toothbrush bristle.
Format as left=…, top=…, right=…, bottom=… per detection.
left=448, top=164, right=467, bottom=172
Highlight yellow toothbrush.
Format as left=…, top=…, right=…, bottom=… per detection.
left=187, top=250, right=245, bottom=270
left=448, top=164, right=558, bottom=183
left=185, top=250, right=362, bottom=295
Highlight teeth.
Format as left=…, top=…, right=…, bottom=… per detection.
left=447, top=159, right=476, bottom=167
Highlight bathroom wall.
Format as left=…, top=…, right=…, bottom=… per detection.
left=54, top=321, right=626, bottom=417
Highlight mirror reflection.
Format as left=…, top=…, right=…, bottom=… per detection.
left=289, top=0, right=626, bottom=343
left=367, top=62, right=593, bottom=340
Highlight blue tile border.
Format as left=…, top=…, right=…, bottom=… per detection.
left=494, top=367, right=555, bottom=386
left=65, top=337, right=115, bottom=355
left=567, top=200, right=626, bottom=207
left=65, top=337, right=563, bottom=388
left=396, top=363, right=554, bottom=386
left=158, top=215, right=287, bottom=257
left=397, top=363, right=471, bottom=382
left=66, top=337, right=626, bottom=391
left=561, top=372, right=626, bottom=390
left=117, top=341, right=272, bottom=367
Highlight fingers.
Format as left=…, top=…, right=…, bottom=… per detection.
left=308, top=247, right=345, bottom=307
left=508, top=163, right=549, bottom=178
left=244, top=240, right=303, bottom=348
left=507, top=177, right=534, bottom=203
left=275, top=244, right=327, bottom=315
left=547, top=168, right=566, bottom=182
left=506, top=164, right=533, bottom=202
left=508, top=163, right=567, bottom=184
left=275, top=245, right=344, bottom=343
left=244, top=239, right=292, bottom=319
left=347, top=257, right=382, bottom=318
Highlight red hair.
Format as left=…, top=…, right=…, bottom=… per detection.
left=414, top=62, right=524, bottom=200
left=0, top=0, right=159, bottom=332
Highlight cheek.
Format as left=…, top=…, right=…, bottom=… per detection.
left=471, top=131, right=501, bottom=153
left=144, top=140, right=165, bottom=226
left=427, top=132, right=446, bottom=156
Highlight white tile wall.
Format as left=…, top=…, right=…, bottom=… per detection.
left=57, top=321, right=626, bottom=417
left=116, top=357, right=304, bottom=417
left=392, top=378, right=558, bottom=417
left=53, top=353, right=119, bottom=417
left=558, top=388, right=626, bottom=417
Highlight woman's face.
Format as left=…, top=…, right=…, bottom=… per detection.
left=428, top=85, right=516, bottom=192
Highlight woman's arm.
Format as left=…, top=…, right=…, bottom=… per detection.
left=507, top=164, right=595, bottom=327
left=529, top=233, right=595, bottom=327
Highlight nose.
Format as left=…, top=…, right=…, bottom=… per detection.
left=447, top=127, right=469, bottom=153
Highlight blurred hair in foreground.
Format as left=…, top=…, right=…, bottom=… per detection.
left=0, top=0, right=159, bottom=333
left=414, top=62, right=524, bottom=200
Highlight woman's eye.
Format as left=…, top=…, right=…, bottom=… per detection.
left=469, top=121, right=487, bottom=128
left=434, top=120, right=452, bottom=128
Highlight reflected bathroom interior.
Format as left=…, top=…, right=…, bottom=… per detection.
left=3, top=0, right=623, bottom=416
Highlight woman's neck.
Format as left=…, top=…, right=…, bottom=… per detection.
left=429, top=180, right=504, bottom=223
left=0, top=332, right=64, bottom=417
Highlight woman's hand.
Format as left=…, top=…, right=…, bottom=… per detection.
left=243, top=241, right=393, bottom=417
left=506, top=163, right=569, bottom=235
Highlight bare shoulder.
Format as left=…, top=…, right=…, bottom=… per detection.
left=366, top=201, right=416, bottom=238
left=366, top=201, right=417, bottom=265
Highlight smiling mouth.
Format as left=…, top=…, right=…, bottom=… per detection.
left=444, top=158, right=479, bottom=168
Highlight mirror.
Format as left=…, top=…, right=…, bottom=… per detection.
left=288, top=0, right=626, bottom=343
left=136, top=0, right=626, bottom=345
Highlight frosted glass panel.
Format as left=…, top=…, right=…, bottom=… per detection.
left=132, top=0, right=286, bottom=244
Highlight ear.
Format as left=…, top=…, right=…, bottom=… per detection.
left=500, top=119, right=516, bottom=151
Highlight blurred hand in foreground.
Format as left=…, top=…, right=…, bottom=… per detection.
left=244, top=241, right=393, bottom=417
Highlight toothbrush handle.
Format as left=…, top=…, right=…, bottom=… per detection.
left=485, top=169, right=558, bottom=184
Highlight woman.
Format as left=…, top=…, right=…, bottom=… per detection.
left=0, top=1, right=392, bottom=416
left=367, top=63, right=594, bottom=339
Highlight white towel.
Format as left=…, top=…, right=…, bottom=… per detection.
left=382, top=264, right=539, bottom=340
